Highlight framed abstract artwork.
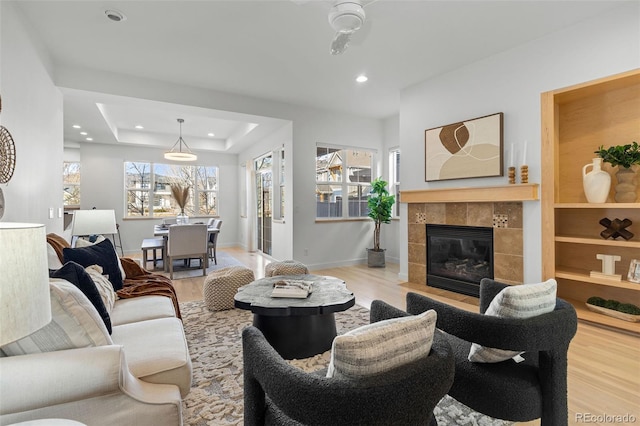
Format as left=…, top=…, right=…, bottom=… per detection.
left=425, top=112, right=503, bottom=181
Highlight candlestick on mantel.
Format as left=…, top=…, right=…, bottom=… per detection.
left=508, top=166, right=516, bottom=184
left=520, top=165, right=529, bottom=184
left=510, top=143, right=514, bottom=168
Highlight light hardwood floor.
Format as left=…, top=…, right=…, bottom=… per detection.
left=166, top=247, right=640, bottom=426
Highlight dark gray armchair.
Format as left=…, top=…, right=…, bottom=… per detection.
left=405, top=278, right=578, bottom=426
left=242, top=302, right=455, bottom=426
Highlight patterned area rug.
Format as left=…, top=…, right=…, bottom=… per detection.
left=180, top=300, right=513, bottom=426
left=159, top=251, right=245, bottom=280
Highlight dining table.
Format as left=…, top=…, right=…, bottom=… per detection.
left=153, top=223, right=220, bottom=272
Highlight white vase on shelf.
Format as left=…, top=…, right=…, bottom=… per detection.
left=582, top=158, right=611, bottom=203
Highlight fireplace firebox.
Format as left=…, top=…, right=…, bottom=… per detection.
left=426, top=224, right=494, bottom=297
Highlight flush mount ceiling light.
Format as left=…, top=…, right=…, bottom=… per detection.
left=356, top=74, right=368, bottom=83
left=164, top=118, right=197, bottom=162
left=105, top=9, right=126, bottom=22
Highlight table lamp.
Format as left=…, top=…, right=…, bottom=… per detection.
left=0, top=223, right=52, bottom=345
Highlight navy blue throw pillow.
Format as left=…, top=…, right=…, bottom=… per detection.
left=50, top=261, right=112, bottom=334
left=63, top=238, right=124, bottom=291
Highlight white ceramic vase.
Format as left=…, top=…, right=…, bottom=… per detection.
left=582, top=158, right=611, bottom=203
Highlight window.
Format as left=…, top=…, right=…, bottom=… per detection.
left=63, top=162, right=81, bottom=207
left=275, top=148, right=285, bottom=220
left=316, top=146, right=375, bottom=219
left=389, top=148, right=400, bottom=217
left=124, top=162, right=218, bottom=218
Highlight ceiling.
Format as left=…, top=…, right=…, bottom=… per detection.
left=10, top=0, right=626, bottom=154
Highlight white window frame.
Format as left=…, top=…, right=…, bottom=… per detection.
left=389, top=148, right=400, bottom=218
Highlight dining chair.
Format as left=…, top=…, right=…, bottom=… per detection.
left=208, top=219, right=223, bottom=265
left=167, top=224, right=208, bottom=279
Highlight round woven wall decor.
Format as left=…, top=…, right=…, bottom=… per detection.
left=0, top=125, right=16, bottom=184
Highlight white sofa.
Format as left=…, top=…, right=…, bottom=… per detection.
left=0, top=239, right=191, bottom=426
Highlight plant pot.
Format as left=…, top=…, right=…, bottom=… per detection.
left=367, top=248, right=386, bottom=268
left=614, top=167, right=637, bottom=203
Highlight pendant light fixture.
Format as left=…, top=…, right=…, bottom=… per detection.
left=164, top=118, right=197, bottom=161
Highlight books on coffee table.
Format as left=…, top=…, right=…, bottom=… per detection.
left=271, top=280, right=314, bottom=298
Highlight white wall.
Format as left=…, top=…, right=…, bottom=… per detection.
left=78, top=142, right=240, bottom=254
left=381, top=114, right=400, bottom=263
left=0, top=3, right=64, bottom=232
left=398, top=3, right=640, bottom=282
left=53, top=68, right=385, bottom=268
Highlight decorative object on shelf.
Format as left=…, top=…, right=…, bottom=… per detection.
left=0, top=94, right=17, bottom=220
left=594, top=142, right=639, bottom=203
left=519, top=165, right=528, bottom=184
left=164, top=118, right=197, bottom=162
left=170, top=184, right=190, bottom=224
left=628, top=259, right=640, bottom=284
left=507, top=166, right=515, bottom=184
left=589, top=253, right=622, bottom=281
left=425, top=112, right=503, bottom=181
left=599, top=217, right=634, bottom=240
left=582, top=157, right=611, bottom=203
left=366, top=177, right=395, bottom=268
left=586, top=297, right=640, bottom=322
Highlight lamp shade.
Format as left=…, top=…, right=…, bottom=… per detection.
left=72, top=209, right=117, bottom=236
left=0, top=223, right=52, bottom=345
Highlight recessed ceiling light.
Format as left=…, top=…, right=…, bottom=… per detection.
left=86, top=137, right=93, bottom=141
left=207, top=133, right=215, bottom=137
left=356, top=74, right=368, bottom=83
left=105, top=9, right=126, bottom=22
left=135, top=125, right=144, bottom=129
left=72, top=124, right=81, bottom=129
left=80, top=132, right=88, bottom=136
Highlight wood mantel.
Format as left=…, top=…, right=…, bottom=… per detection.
left=400, top=183, right=539, bottom=203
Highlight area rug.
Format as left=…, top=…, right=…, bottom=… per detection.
left=159, top=251, right=245, bottom=280
left=180, top=300, right=513, bottom=426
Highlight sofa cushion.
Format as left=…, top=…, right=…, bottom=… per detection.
left=63, top=239, right=124, bottom=291
left=85, top=264, right=117, bottom=315
left=468, top=278, right=558, bottom=363
left=50, top=261, right=112, bottom=334
left=110, top=295, right=176, bottom=326
left=47, top=242, right=64, bottom=270
left=327, top=309, right=437, bottom=379
left=111, top=317, right=192, bottom=397
left=1, top=280, right=112, bottom=356
left=75, top=235, right=127, bottom=280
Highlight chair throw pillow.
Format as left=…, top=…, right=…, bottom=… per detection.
left=85, top=264, right=117, bottom=314
left=50, top=261, right=112, bottom=333
left=1, top=279, right=113, bottom=356
left=468, top=278, right=558, bottom=363
left=327, top=309, right=437, bottom=379
left=63, top=238, right=124, bottom=291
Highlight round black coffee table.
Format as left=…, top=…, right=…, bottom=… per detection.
left=234, top=274, right=355, bottom=359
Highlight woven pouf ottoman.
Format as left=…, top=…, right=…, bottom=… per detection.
left=264, top=260, right=309, bottom=277
left=203, top=266, right=255, bottom=311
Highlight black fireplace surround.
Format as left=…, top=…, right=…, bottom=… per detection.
left=426, top=224, right=494, bottom=297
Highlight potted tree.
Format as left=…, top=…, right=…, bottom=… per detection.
left=367, top=177, right=395, bottom=267
left=594, top=141, right=640, bottom=202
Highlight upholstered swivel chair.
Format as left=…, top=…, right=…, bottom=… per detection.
left=207, top=219, right=222, bottom=264
left=242, top=302, right=455, bottom=426
left=405, top=278, right=578, bottom=426
left=167, top=224, right=208, bottom=279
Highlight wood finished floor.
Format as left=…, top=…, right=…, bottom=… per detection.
left=160, top=247, right=640, bottom=426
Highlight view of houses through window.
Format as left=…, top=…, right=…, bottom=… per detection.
left=63, top=161, right=81, bottom=207
left=316, top=146, right=375, bottom=218
left=125, top=162, right=218, bottom=218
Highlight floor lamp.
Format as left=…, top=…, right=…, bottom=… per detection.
left=0, top=223, right=52, bottom=346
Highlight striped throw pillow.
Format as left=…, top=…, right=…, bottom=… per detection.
left=326, top=310, right=437, bottom=379
left=468, top=278, right=557, bottom=363
left=1, top=279, right=113, bottom=356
